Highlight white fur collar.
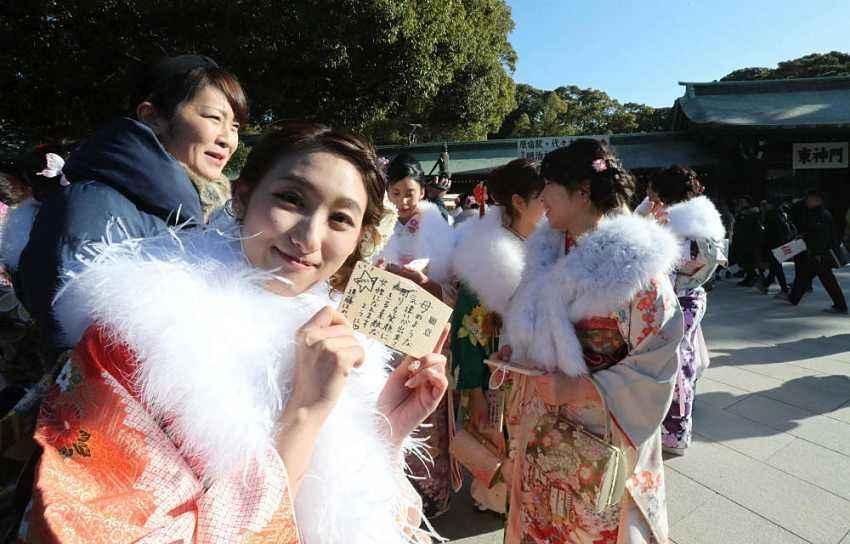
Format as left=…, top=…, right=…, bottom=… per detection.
left=53, top=219, right=425, bottom=544
left=451, top=207, right=527, bottom=315
left=503, top=214, right=679, bottom=376
left=378, top=200, right=455, bottom=283
left=0, top=198, right=41, bottom=272
left=665, top=196, right=726, bottom=241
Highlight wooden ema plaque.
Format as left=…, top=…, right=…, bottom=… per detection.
left=339, top=261, right=453, bottom=358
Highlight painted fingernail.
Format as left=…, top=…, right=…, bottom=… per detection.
left=405, top=378, right=415, bottom=388
left=408, top=360, right=421, bottom=372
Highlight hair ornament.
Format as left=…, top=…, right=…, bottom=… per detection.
left=591, top=158, right=607, bottom=173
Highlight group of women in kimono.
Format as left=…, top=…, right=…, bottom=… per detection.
left=3, top=57, right=727, bottom=544
left=356, top=140, right=727, bottom=542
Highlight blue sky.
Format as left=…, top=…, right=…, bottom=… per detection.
left=505, top=0, right=850, bottom=107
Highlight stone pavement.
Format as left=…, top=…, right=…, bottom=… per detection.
left=435, top=266, right=850, bottom=544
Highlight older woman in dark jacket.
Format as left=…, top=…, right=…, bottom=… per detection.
left=5, top=55, right=248, bottom=354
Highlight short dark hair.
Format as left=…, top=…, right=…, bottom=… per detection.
left=487, top=158, right=544, bottom=223
left=649, top=165, right=703, bottom=205
left=540, top=139, right=634, bottom=214
left=234, top=121, right=385, bottom=291
left=132, top=58, right=249, bottom=126
left=386, top=153, right=425, bottom=187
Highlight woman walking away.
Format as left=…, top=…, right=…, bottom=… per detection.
left=450, top=159, right=545, bottom=514
left=498, top=139, right=684, bottom=543
left=645, top=166, right=726, bottom=455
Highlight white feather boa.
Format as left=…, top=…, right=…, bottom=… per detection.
left=53, top=219, right=428, bottom=544
left=0, top=197, right=41, bottom=272
left=451, top=207, right=527, bottom=316
left=665, top=196, right=726, bottom=242
left=503, top=214, right=680, bottom=376
left=378, top=200, right=454, bottom=283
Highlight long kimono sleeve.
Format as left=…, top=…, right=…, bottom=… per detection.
left=675, top=237, right=727, bottom=293
left=590, top=276, right=683, bottom=447
left=21, top=326, right=300, bottom=544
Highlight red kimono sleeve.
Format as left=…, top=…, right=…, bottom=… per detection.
left=20, top=325, right=300, bottom=544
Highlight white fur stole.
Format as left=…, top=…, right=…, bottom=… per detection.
left=0, top=198, right=41, bottom=272
left=378, top=200, right=455, bottom=283
left=665, top=196, right=726, bottom=242
left=503, top=214, right=679, bottom=376
left=53, top=220, right=425, bottom=544
left=451, top=207, right=527, bottom=316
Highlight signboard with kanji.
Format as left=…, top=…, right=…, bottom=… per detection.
left=793, top=142, right=848, bottom=170
left=339, top=261, right=453, bottom=358
left=516, top=135, right=610, bottom=161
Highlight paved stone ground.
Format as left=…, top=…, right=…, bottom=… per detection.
left=435, top=265, right=850, bottom=544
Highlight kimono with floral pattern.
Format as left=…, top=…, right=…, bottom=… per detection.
left=504, top=280, right=681, bottom=544
left=379, top=201, right=456, bottom=518
left=660, top=197, right=726, bottom=451
left=19, top=327, right=300, bottom=544
left=500, top=214, right=684, bottom=544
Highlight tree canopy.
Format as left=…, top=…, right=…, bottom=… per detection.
left=721, top=51, right=850, bottom=81
left=0, top=0, right=517, bottom=153
left=496, top=83, right=671, bottom=138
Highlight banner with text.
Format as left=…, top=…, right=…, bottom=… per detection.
left=516, top=135, right=610, bottom=161
left=793, top=142, right=848, bottom=170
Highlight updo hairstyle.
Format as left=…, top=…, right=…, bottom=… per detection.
left=486, top=158, right=544, bottom=225
left=540, top=138, right=635, bottom=214
left=649, top=165, right=704, bottom=205
left=386, top=153, right=425, bottom=187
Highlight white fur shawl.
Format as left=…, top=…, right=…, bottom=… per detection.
left=665, top=196, right=726, bottom=242
left=378, top=200, right=454, bottom=283
left=451, top=207, right=527, bottom=316
left=53, top=220, right=425, bottom=544
left=503, top=214, right=680, bottom=376
left=0, top=198, right=40, bottom=272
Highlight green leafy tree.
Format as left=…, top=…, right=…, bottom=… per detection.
left=0, top=0, right=516, bottom=152
left=721, top=51, right=850, bottom=81
left=497, top=84, right=670, bottom=137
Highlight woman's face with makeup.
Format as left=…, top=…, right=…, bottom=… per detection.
left=238, top=151, right=368, bottom=296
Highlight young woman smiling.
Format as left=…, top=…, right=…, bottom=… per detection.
left=21, top=123, right=447, bottom=543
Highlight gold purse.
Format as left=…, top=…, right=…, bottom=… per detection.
left=524, top=406, right=626, bottom=514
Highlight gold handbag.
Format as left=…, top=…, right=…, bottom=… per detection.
left=524, top=406, right=626, bottom=514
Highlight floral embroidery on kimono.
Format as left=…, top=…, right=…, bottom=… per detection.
left=24, top=217, right=432, bottom=544
left=501, top=214, right=684, bottom=544
left=660, top=196, right=726, bottom=452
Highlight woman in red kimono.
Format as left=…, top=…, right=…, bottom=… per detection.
left=19, top=123, right=447, bottom=543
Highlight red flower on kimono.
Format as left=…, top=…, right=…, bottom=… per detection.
left=634, top=281, right=660, bottom=345
left=577, top=463, right=597, bottom=486
left=629, top=470, right=661, bottom=494
left=41, top=397, right=91, bottom=458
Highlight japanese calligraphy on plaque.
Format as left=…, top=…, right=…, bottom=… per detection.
left=793, top=142, right=848, bottom=170
left=339, top=261, right=453, bottom=357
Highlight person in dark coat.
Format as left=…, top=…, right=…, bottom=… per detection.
left=731, top=196, right=765, bottom=288
left=762, top=200, right=796, bottom=295
left=8, top=55, right=248, bottom=354
left=0, top=55, right=248, bottom=540
left=788, top=190, right=848, bottom=313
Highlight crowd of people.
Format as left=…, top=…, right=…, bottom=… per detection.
left=724, top=193, right=848, bottom=313
left=0, top=53, right=846, bottom=543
